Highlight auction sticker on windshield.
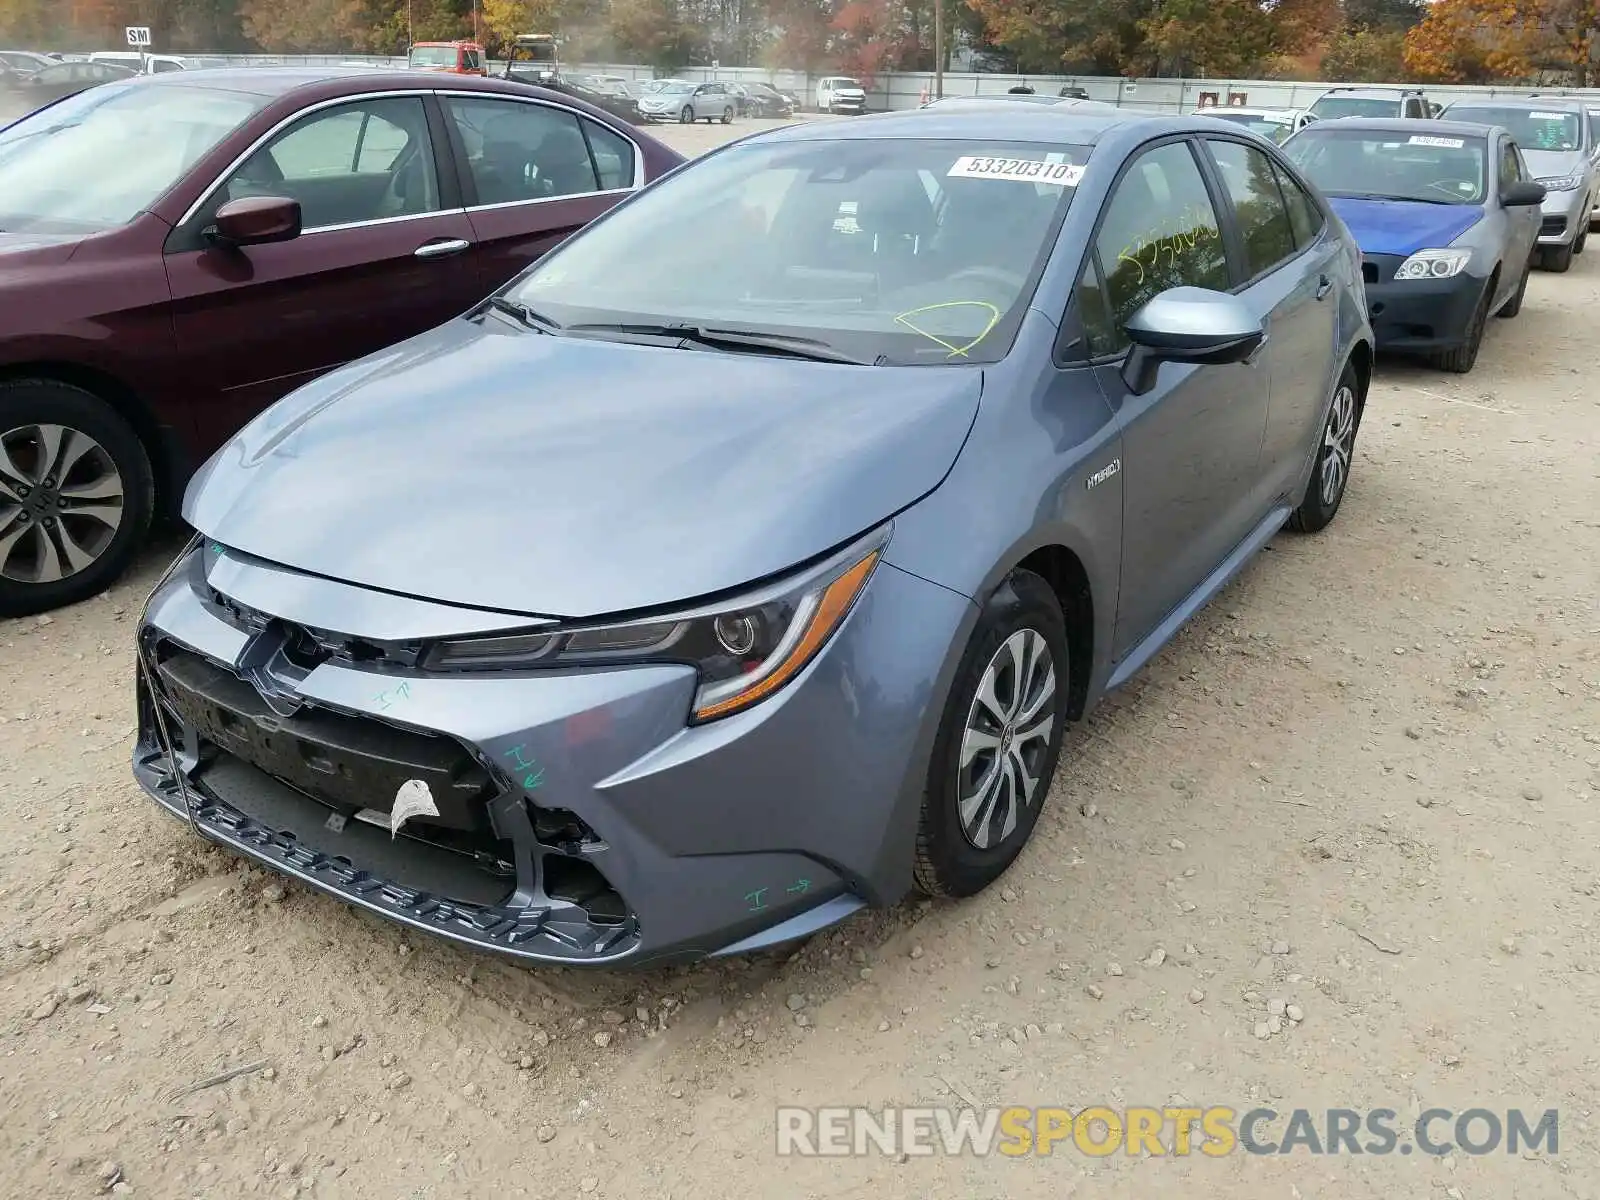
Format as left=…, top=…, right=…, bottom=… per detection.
left=948, top=156, right=1084, bottom=186
left=1531, top=112, right=1569, bottom=121
left=1410, top=135, right=1465, bottom=148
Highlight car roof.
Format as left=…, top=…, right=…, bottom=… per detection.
left=102, top=66, right=573, bottom=100
left=1443, top=96, right=1587, bottom=112
left=1197, top=106, right=1301, bottom=117
left=1296, top=116, right=1496, bottom=138
left=1316, top=86, right=1419, bottom=97
left=746, top=105, right=1196, bottom=149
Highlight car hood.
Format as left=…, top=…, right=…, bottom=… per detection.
left=0, top=229, right=83, bottom=265
left=1522, top=148, right=1586, bottom=179
left=184, top=317, right=982, bottom=620
left=1326, top=197, right=1484, bottom=257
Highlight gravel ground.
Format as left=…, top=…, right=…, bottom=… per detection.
left=2, top=117, right=1599, bottom=1199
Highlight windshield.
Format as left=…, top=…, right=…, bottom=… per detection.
left=1285, top=129, right=1487, bottom=205
left=408, top=46, right=458, bottom=67
left=1310, top=96, right=1401, bottom=119
left=1205, top=112, right=1294, bottom=143
left=660, top=82, right=693, bottom=94
left=1444, top=106, right=1581, bottom=152
left=827, top=78, right=862, bottom=89
left=505, top=138, right=1090, bottom=366
left=0, top=82, right=266, bottom=232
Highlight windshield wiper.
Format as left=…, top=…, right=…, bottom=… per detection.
left=1327, top=191, right=1454, bottom=205
left=563, top=322, right=874, bottom=365
left=484, top=295, right=562, bottom=332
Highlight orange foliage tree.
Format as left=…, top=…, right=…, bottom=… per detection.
left=1404, top=0, right=1600, bottom=85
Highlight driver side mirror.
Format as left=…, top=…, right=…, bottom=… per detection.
left=1121, top=287, right=1266, bottom=396
left=1502, top=179, right=1548, bottom=207
left=206, top=195, right=302, bottom=247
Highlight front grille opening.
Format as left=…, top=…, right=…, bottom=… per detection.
left=532, top=804, right=604, bottom=851
left=543, top=855, right=628, bottom=926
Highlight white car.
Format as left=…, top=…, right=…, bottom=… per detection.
left=85, top=50, right=227, bottom=74
left=1191, top=105, right=1317, bottom=145
left=817, top=76, right=867, bottom=115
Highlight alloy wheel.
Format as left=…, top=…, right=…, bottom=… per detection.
left=957, top=628, right=1057, bottom=849
left=1319, top=384, right=1357, bottom=508
left=0, top=423, right=126, bottom=584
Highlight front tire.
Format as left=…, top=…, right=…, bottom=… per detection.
left=1540, top=242, right=1574, bottom=272
left=913, top=570, right=1068, bottom=898
left=1574, top=216, right=1589, bottom=255
left=1497, top=260, right=1530, bottom=318
left=1288, top=361, right=1361, bottom=534
left=1431, top=283, right=1491, bottom=374
left=0, top=380, right=154, bottom=618
left=678, top=105, right=694, bottom=124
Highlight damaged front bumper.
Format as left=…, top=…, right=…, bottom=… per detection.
left=132, top=542, right=967, bottom=967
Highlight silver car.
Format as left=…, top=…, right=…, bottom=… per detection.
left=134, top=106, right=1373, bottom=967
left=1191, top=106, right=1317, bottom=145
left=636, top=80, right=735, bottom=125
left=1440, top=97, right=1596, bottom=271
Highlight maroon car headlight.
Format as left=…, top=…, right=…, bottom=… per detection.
left=421, top=530, right=886, bottom=723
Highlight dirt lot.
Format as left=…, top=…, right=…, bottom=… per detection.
left=3, top=117, right=1599, bottom=1200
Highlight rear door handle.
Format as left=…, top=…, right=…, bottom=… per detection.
left=414, top=238, right=471, bottom=259
left=1314, top=274, right=1334, bottom=300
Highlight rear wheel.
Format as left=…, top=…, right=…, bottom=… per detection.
left=913, top=570, right=1068, bottom=898
left=1540, top=242, right=1574, bottom=272
left=720, top=105, right=733, bottom=124
left=0, top=380, right=154, bottom=617
left=1288, top=361, right=1362, bottom=534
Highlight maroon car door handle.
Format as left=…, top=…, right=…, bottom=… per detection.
left=414, top=238, right=472, bottom=260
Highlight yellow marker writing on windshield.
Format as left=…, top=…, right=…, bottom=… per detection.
left=894, top=301, right=1003, bottom=359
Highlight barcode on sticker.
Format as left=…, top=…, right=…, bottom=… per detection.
left=948, top=156, right=1084, bottom=186
left=1532, top=111, right=1568, bottom=121
left=1410, top=135, right=1464, bottom=148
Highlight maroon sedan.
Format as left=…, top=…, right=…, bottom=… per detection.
left=0, top=67, right=684, bottom=616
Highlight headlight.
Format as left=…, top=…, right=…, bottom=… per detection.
left=1536, top=173, right=1583, bottom=192
left=1394, top=248, right=1472, bottom=280
left=422, top=531, right=886, bottom=723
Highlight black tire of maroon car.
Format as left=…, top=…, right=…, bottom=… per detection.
left=0, top=380, right=155, bottom=618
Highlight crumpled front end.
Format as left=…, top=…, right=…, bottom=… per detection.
left=132, top=539, right=971, bottom=967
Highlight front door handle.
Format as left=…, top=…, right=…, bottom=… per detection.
left=1314, top=274, right=1334, bottom=300
left=414, top=238, right=471, bottom=259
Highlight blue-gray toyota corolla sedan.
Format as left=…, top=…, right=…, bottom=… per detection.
left=133, top=107, right=1374, bottom=967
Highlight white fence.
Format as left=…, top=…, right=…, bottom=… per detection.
left=203, top=54, right=1600, bottom=112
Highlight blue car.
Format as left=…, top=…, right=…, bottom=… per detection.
left=134, top=107, right=1373, bottom=966
left=1285, top=117, right=1546, bottom=373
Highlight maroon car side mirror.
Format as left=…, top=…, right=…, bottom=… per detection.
left=208, top=195, right=303, bottom=248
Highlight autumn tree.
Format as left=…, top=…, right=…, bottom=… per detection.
left=962, top=0, right=1155, bottom=75
left=1405, top=0, right=1600, bottom=85
left=1320, top=26, right=1406, bottom=80
left=1139, top=0, right=1309, bottom=77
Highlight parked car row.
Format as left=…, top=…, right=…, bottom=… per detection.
left=4, top=63, right=1588, bottom=968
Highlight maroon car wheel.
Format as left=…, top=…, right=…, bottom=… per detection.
left=0, top=380, right=154, bottom=617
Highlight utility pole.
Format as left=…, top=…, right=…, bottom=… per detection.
left=934, top=0, right=944, bottom=99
